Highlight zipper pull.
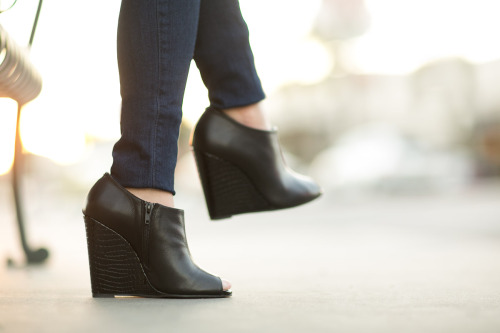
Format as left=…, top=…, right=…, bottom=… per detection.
left=145, top=203, right=154, bottom=224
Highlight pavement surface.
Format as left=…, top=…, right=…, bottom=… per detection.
left=1, top=160, right=500, bottom=333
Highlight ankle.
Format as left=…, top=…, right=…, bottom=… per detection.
left=222, top=103, right=271, bottom=131
left=126, top=188, right=174, bottom=208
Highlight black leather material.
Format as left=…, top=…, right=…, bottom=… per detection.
left=191, top=107, right=322, bottom=209
left=83, top=174, right=227, bottom=296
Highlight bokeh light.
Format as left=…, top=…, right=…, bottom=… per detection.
left=1, top=0, right=500, bottom=176
left=0, top=98, right=18, bottom=175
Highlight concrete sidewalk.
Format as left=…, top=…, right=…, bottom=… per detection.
left=1, top=174, right=500, bottom=332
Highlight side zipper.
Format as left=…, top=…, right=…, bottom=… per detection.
left=143, top=202, right=154, bottom=268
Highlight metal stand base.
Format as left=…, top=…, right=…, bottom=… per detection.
left=8, top=104, right=49, bottom=265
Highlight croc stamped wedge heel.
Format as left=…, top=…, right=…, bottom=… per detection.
left=191, top=107, right=322, bottom=220
left=83, top=173, right=231, bottom=298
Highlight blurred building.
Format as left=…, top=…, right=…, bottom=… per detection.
left=266, top=0, right=500, bottom=193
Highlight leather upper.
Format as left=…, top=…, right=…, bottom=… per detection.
left=83, top=174, right=224, bottom=296
left=192, top=107, right=321, bottom=208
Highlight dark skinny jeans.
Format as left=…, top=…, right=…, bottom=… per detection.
left=111, top=0, right=265, bottom=194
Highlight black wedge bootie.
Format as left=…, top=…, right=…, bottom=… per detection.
left=191, top=107, right=322, bottom=220
left=82, top=173, right=231, bottom=298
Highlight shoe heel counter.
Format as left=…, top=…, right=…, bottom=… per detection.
left=82, top=174, right=108, bottom=217
left=83, top=173, right=134, bottom=224
left=191, top=108, right=212, bottom=149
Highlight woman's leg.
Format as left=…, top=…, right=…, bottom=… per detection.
left=103, top=0, right=231, bottom=293
left=194, top=0, right=270, bottom=130
left=110, top=0, right=201, bottom=198
left=190, top=0, right=321, bottom=220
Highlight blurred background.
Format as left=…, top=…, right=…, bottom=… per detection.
left=1, top=1, right=500, bottom=331
left=1, top=0, right=500, bottom=258
left=1, top=0, right=500, bottom=197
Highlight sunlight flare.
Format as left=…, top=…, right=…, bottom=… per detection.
left=0, top=98, right=18, bottom=175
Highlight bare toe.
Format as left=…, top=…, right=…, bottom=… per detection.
left=222, top=279, right=232, bottom=291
